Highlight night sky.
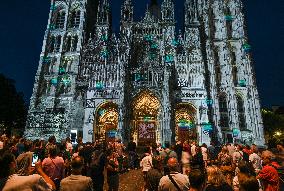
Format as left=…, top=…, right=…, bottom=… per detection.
left=0, top=0, right=283, bottom=107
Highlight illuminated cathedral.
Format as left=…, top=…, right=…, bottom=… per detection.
left=25, top=0, right=264, bottom=146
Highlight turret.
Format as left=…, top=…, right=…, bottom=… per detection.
left=161, top=0, right=174, bottom=23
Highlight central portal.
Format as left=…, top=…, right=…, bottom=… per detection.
left=131, top=91, right=160, bottom=146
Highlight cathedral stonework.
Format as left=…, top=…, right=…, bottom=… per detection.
left=25, top=0, right=264, bottom=146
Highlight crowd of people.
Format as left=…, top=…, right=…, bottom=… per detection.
left=0, top=133, right=283, bottom=191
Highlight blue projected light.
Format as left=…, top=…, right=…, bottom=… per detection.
left=96, top=82, right=104, bottom=89
left=62, top=76, right=71, bottom=85
left=206, top=99, right=213, bottom=106
left=232, top=128, right=240, bottom=137
left=59, top=67, right=66, bottom=75
left=99, top=109, right=106, bottom=116
left=51, top=78, right=58, bottom=85
left=100, top=49, right=109, bottom=59
left=178, top=119, right=194, bottom=129
left=107, top=130, right=117, bottom=138
left=43, top=57, right=51, bottom=63
left=143, top=116, right=151, bottom=122
left=144, top=35, right=153, bottom=42
left=225, top=15, right=234, bottom=21
left=239, top=80, right=246, bottom=87
left=171, top=39, right=180, bottom=46
left=50, top=5, right=57, bottom=10
left=243, top=44, right=251, bottom=53
left=202, top=122, right=213, bottom=131
left=100, top=34, right=108, bottom=42
left=165, top=54, right=174, bottom=63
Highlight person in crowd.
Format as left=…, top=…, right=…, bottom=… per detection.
left=65, top=137, right=73, bottom=155
left=106, top=149, right=119, bottom=191
left=191, top=141, right=197, bottom=156
left=140, top=146, right=153, bottom=189
left=45, top=136, right=56, bottom=158
left=160, top=142, right=177, bottom=174
left=145, top=156, right=163, bottom=191
left=233, top=160, right=260, bottom=191
left=232, top=144, right=243, bottom=166
left=42, top=145, right=65, bottom=190
left=158, top=157, right=190, bottom=191
left=227, top=143, right=235, bottom=157
left=0, top=152, right=56, bottom=191
left=188, top=169, right=206, bottom=191
left=242, top=145, right=251, bottom=162
left=207, top=141, right=216, bottom=162
left=16, top=138, right=25, bottom=156
left=249, top=146, right=262, bottom=173
left=60, top=156, right=93, bottom=191
left=181, top=145, right=190, bottom=175
left=218, top=146, right=232, bottom=166
left=190, top=146, right=205, bottom=170
left=201, top=143, right=208, bottom=167
left=127, top=137, right=137, bottom=169
left=205, top=166, right=233, bottom=191
left=90, top=144, right=107, bottom=191
left=257, top=150, right=280, bottom=191
left=238, top=173, right=260, bottom=191
left=33, top=139, right=45, bottom=161
left=175, top=141, right=183, bottom=162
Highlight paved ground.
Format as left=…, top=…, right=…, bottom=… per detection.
left=103, top=169, right=144, bottom=191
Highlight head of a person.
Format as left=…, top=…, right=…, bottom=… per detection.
left=71, top=156, right=84, bottom=174
left=237, top=144, right=243, bottom=151
left=201, top=143, right=207, bottom=148
left=238, top=173, right=259, bottom=191
left=144, top=146, right=151, bottom=154
left=195, top=146, right=201, bottom=153
left=167, top=157, right=179, bottom=172
left=221, top=146, right=229, bottom=153
left=0, top=152, right=16, bottom=178
left=206, top=166, right=226, bottom=187
left=16, top=152, right=34, bottom=176
left=48, top=136, right=56, bottom=144
left=251, top=146, right=258, bottom=154
left=188, top=169, right=206, bottom=191
left=261, top=150, right=275, bottom=166
left=238, top=160, right=256, bottom=176
left=49, top=145, right=58, bottom=158
left=152, top=156, right=163, bottom=170
left=66, top=137, right=71, bottom=143
left=277, top=143, right=284, bottom=152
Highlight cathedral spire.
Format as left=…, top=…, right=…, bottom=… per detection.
left=149, top=0, right=161, bottom=20
left=121, top=0, right=133, bottom=23
left=161, top=0, right=175, bottom=23
left=97, top=0, right=111, bottom=25
left=184, top=0, right=199, bottom=26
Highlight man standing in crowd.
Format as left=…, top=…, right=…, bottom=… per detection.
left=257, top=150, right=280, bottom=191
left=127, top=137, right=137, bottom=169
left=60, top=156, right=93, bottom=191
left=188, top=169, right=206, bottom=191
left=0, top=152, right=56, bottom=191
left=158, top=157, right=190, bottom=191
left=160, top=142, right=177, bottom=175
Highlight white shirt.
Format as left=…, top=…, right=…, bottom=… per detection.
left=140, top=154, right=152, bottom=172
left=201, top=147, right=208, bottom=161
left=3, top=174, right=52, bottom=191
left=158, top=172, right=190, bottom=191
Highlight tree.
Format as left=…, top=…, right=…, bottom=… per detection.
left=261, top=109, right=284, bottom=147
left=0, top=73, right=27, bottom=136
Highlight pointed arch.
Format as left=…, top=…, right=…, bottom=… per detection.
left=236, top=94, right=246, bottom=130
left=69, top=8, right=81, bottom=28
left=219, top=93, right=229, bottom=129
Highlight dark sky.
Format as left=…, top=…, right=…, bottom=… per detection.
left=0, top=0, right=283, bottom=107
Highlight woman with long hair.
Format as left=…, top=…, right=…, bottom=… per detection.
left=205, top=166, right=233, bottom=191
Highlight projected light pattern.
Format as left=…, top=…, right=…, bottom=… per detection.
left=178, top=119, right=194, bottom=129
left=225, top=15, right=234, bottom=21
left=243, top=43, right=251, bottom=53
left=165, top=54, right=174, bottom=63
left=239, top=79, right=246, bottom=87
left=96, top=82, right=104, bottom=89
left=206, top=99, right=213, bottom=106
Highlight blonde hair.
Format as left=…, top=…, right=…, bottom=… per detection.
left=206, top=166, right=227, bottom=186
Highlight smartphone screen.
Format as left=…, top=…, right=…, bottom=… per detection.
left=31, top=153, right=39, bottom=167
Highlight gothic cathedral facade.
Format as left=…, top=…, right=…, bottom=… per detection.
left=25, top=0, right=264, bottom=146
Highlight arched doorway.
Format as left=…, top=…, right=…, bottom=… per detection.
left=175, top=103, right=197, bottom=142
left=94, top=102, right=118, bottom=142
left=131, top=91, right=160, bottom=146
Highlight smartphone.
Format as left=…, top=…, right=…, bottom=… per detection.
left=31, top=153, right=39, bottom=167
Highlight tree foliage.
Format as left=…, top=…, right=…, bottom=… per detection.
left=262, top=109, right=284, bottom=147
left=0, top=73, right=27, bottom=136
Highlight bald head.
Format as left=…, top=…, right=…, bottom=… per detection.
left=167, top=157, right=179, bottom=172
